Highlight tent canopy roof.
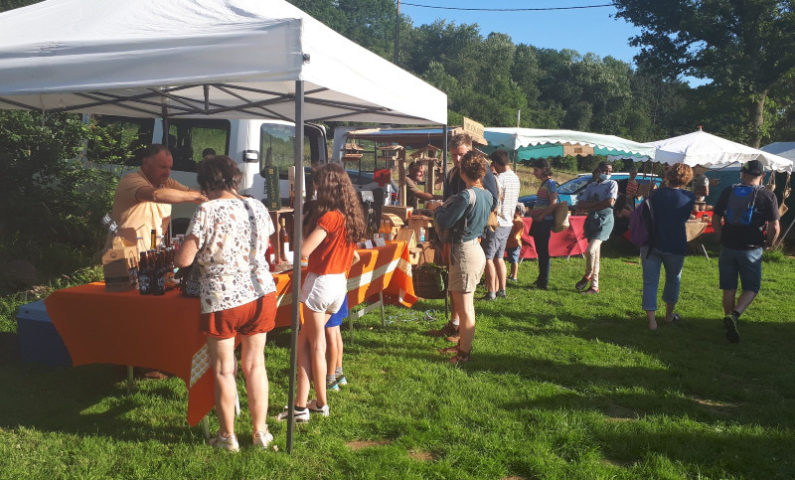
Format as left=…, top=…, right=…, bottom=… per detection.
left=0, top=0, right=446, bottom=124
left=648, top=130, right=793, bottom=173
left=761, top=142, right=795, bottom=162
left=484, top=127, right=656, bottom=159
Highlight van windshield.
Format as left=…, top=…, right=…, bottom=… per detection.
left=557, top=176, right=592, bottom=194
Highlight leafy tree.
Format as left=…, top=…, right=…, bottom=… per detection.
left=613, top=0, right=795, bottom=146
left=0, top=111, right=120, bottom=271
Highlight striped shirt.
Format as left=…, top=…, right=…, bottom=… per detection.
left=496, top=169, right=520, bottom=227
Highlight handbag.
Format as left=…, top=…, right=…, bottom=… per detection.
left=552, top=201, right=570, bottom=233
left=486, top=210, right=499, bottom=232
left=176, top=262, right=201, bottom=297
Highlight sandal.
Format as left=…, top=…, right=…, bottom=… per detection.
left=449, top=348, right=470, bottom=364
left=438, top=344, right=459, bottom=354
left=665, top=313, right=681, bottom=325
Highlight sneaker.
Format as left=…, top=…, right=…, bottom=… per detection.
left=327, top=380, right=340, bottom=392
left=581, top=286, right=599, bottom=295
left=496, top=290, right=507, bottom=299
left=723, top=315, right=740, bottom=343
left=209, top=432, right=239, bottom=452
left=575, top=276, right=590, bottom=292
left=532, top=280, right=548, bottom=290
left=252, top=430, right=273, bottom=449
left=481, top=292, right=496, bottom=301
left=275, top=406, right=310, bottom=423
left=507, top=277, right=518, bottom=284
left=336, top=375, right=348, bottom=387
left=307, top=399, right=330, bottom=417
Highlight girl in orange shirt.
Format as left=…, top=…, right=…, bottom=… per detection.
left=276, top=163, right=365, bottom=422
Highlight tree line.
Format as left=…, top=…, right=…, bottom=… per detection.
left=291, top=0, right=794, bottom=147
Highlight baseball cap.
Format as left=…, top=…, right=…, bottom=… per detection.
left=741, top=159, right=764, bottom=176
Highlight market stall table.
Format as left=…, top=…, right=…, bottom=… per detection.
left=518, top=215, right=588, bottom=259
left=45, top=242, right=416, bottom=427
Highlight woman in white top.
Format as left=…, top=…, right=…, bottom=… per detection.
left=176, top=155, right=277, bottom=452
left=574, top=162, right=618, bottom=294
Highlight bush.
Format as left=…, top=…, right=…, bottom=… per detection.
left=0, top=110, right=126, bottom=285
left=550, top=155, right=577, bottom=173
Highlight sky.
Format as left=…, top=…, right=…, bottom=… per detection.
left=401, top=0, right=643, bottom=66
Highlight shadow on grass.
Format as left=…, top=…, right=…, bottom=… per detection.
left=0, top=359, right=201, bottom=445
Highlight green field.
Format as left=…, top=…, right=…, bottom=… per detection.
left=1, top=242, right=794, bottom=479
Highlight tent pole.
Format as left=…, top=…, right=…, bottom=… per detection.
left=442, top=125, right=448, bottom=188
left=286, top=80, right=304, bottom=454
left=161, top=102, right=169, bottom=145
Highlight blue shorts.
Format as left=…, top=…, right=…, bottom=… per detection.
left=482, top=226, right=511, bottom=260
left=506, top=245, right=521, bottom=264
left=325, top=295, right=348, bottom=328
left=719, top=246, right=763, bottom=293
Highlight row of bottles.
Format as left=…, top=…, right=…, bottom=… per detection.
left=137, top=246, right=177, bottom=295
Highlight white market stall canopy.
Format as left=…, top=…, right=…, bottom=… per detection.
left=484, top=127, right=655, bottom=161
left=0, top=0, right=447, bottom=125
left=648, top=130, right=793, bottom=173
left=761, top=142, right=795, bottom=162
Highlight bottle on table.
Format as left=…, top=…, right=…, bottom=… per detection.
left=280, top=217, right=290, bottom=262
left=138, top=251, right=152, bottom=295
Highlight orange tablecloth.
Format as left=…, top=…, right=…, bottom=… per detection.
left=519, top=215, right=588, bottom=259
left=45, top=242, right=415, bottom=426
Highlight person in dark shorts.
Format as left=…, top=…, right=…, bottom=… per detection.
left=712, top=160, right=780, bottom=343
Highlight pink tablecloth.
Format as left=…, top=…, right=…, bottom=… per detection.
left=519, top=216, right=588, bottom=259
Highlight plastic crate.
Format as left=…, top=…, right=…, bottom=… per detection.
left=16, top=300, right=72, bottom=366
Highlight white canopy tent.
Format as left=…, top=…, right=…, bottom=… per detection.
left=0, top=0, right=446, bottom=124
left=648, top=130, right=794, bottom=173
left=761, top=142, right=795, bottom=162
left=484, top=127, right=656, bottom=161
left=0, top=0, right=448, bottom=451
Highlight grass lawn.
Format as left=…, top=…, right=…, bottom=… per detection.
left=1, top=241, right=794, bottom=479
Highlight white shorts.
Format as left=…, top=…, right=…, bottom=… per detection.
left=299, top=272, right=347, bottom=314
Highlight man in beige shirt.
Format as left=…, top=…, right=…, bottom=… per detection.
left=112, top=144, right=206, bottom=249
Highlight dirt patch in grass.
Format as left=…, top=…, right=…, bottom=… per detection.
left=603, top=403, right=639, bottom=421
left=408, top=450, right=434, bottom=462
left=346, top=440, right=391, bottom=450
left=689, top=395, right=739, bottom=416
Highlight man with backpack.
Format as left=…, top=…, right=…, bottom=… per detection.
left=712, top=160, right=780, bottom=343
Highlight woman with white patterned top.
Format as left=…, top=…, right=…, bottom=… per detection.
left=176, top=155, right=277, bottom=452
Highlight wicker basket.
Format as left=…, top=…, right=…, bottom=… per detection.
left=412, top=264, right=448, bottom=299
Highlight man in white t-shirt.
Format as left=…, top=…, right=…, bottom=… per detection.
left=482, top=149, right=520, bottom=300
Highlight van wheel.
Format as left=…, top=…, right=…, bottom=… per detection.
left=171, top=218, right=190, bottom=236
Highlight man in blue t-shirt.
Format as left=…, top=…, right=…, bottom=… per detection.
left=712, top=160, right=780, bottom=343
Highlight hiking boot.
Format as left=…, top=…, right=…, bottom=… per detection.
left=307, top=399, right=330, bottom=417
left=252, top=430, right=273, bottom=450
left=209, top=432, right=239, bottom=452
left=723, top=315, right=740, bottom=343
left=575, top=276, right=590, bottom=292
left=275, top=406, right=310, bottom=423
